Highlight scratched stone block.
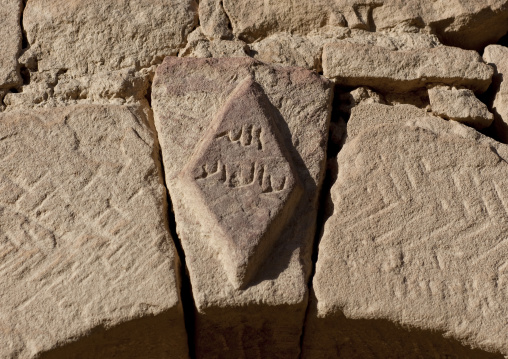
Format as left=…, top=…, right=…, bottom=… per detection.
left=0, top=105, right=188, bottom=358
left=302, top=116, right=508, bottom=358
left=0, top=0, right=22, bottom=90
left=153, top=57, right=332, bottom=358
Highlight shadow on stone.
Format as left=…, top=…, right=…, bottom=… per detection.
left=38, top=310, right=188, bottom=359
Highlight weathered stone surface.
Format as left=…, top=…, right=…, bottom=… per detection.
left=217, top=0, right=379, bottom=42
left=372, top=0, right=508, bottom=50
left=199, top=0, right=233, bottom=40
left=347, top=102, right=433, bottom=139
left=179, top=27, right=248, bottom=59
left=153, top=57, right=332, bottom=357
left=428, top=85, right=494, bottom=129
left=250, top=33, right=321, bottom=70
left=250, top=27, right=441, bottom=71
left=202, top=0, right=508, bottom=50
left=5, top=0, right=198, bottom=109
left=23, top=0, right=198, bottom=75
left=304, top=116, right=508, bottom=357
left=0, top=0, right=22, bottom=90
left=323, top=42, right=494, bottom=93
left=484, top=45, right=508, bottom=143
left=0, top=105, right=188, bottom=358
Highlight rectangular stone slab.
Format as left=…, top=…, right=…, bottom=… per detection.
left=152, top=57, right=332, bottom=358
left=323, top=42, right=493, bottom=93
left=0, top=105, right=188, bottom=358
left=303, top=116, right=508, bottom=358
left=0, top=0, right=22, bottom=89
left=23, top=0, right=198, bottom=75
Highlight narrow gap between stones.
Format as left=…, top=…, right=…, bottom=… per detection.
left=157, top=145, right=197, bottom=359
left=149, top=101, right=197, bottom=357
left=145, top=78, right=196, bottom=357
left=298, top=85, right=342, bottom=357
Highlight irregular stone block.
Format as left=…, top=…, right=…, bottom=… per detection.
left=179, top=27, right=249, bottom=59
left=0, top=0, right=22, bottom=89
left=250, top=28, right=441, bottom=72
left=198, top=0, right=233, bottom=40
left=23, top=0, right=198, bottom=75
left=0, top=105, right=188, bottom=358
left=372, top=0, right=508, bottom=50
left=347, top=102, right=434, bottom=140
left=428, top=85, right=494, bottom=129
left=203, top=0, right=508, bottom=50
left=152, top=57, right=332, bottom=358
left=304, top=116, right=508, bottom=358
left=219, top=0, right=382, bottom=42
left=323, top=42, right=493, bottom=93
left=484, top=45, right=508, bottom=143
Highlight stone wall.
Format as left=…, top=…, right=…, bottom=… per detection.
left=1, top=1, right=508, bottom=358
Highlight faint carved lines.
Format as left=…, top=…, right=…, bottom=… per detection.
left=195, top=159, right=287, bottom=193
left=180, top=77, right=301, bottom=288
left=216, top=124, right=263, bottom=150
left=493, top=182, right=508, bottom=221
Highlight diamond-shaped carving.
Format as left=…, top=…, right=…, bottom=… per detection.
left=180, top=77, right=303, bottom=289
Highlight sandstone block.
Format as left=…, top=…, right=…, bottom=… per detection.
left=217, top=0, right=382, bottom=42
left=372, top=0, right=508, bottom=50
left=323, top=42, right=493, bottom=93
left=428, top=85, right=494, bottom=129
left=303, top=116, right=508, bottom=358
left=152, top=57, right=332, bottom=358
left=484, top=45, right=508, bottom=143
left=179, top=28, right=248, bottom=59
left=347, top=102, right=433, bottom=140
left=0, top=105, right=188, bottom=358
left=250, top=28, right=441, bottom=72
left=23, top=0, right=198, bottom=75
left=0, top=0, right=22, bottom=89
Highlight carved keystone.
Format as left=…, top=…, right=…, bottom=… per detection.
left=180, top=77, right=303, bottom=289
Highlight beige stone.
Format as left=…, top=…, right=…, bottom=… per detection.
left=199, top=0, right=233, bottom=40
left=0, top=105, right=188, bottom=358
left=218, top=0, right=379, bottom=42
left=372, top=0, right=508, bottom=50
left=152, top=57, right=332, bottom=357
left=202, top=0, right=508, bottom=50
left=23, top=0, right=198, bottom=75
left=179, top=27, right=248, bottom=59
left=8, top=0, right=198, bottom=109
left=0, top=0, right=22, bottom=90
left=250, top=33, right=321, bottom=70
left=484, top=45, right=508, bottom=143
left=304, top=116, right=508, bottom=357
left=347, top=102, right=433, bottom=139
left=428, top=85, right=494, bottom=129
left=250, top=27, right=440, bottom=72
left=323, top=42, right=494, bottom=93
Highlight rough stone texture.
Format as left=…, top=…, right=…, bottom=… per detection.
left=304, top=116, right=508, bottom=358
left=179, top=27, right=249, bottom=59
left=250, top=27, right=441, bottom=71
left=0, top=0, right=22, bottom=90
left=323, top=42, right=494, bottom=93
left=372, top=0, right=508, bottom=50
left=152, top=57, right=332, bottom=358
left=23, top=0, right=198, bottom=74
left=3, top=0, right=198, bottom=109
left=428, top=85, right=494, bottom=129
left=203, top=0, right=508, bottom=50
left=347, top=102, right=434, bottom=139
left=199, top=0, right=233, bottom=40
left=0, top=105, right=188, bottom=358
left=484, top=45, right=508, bottom=143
